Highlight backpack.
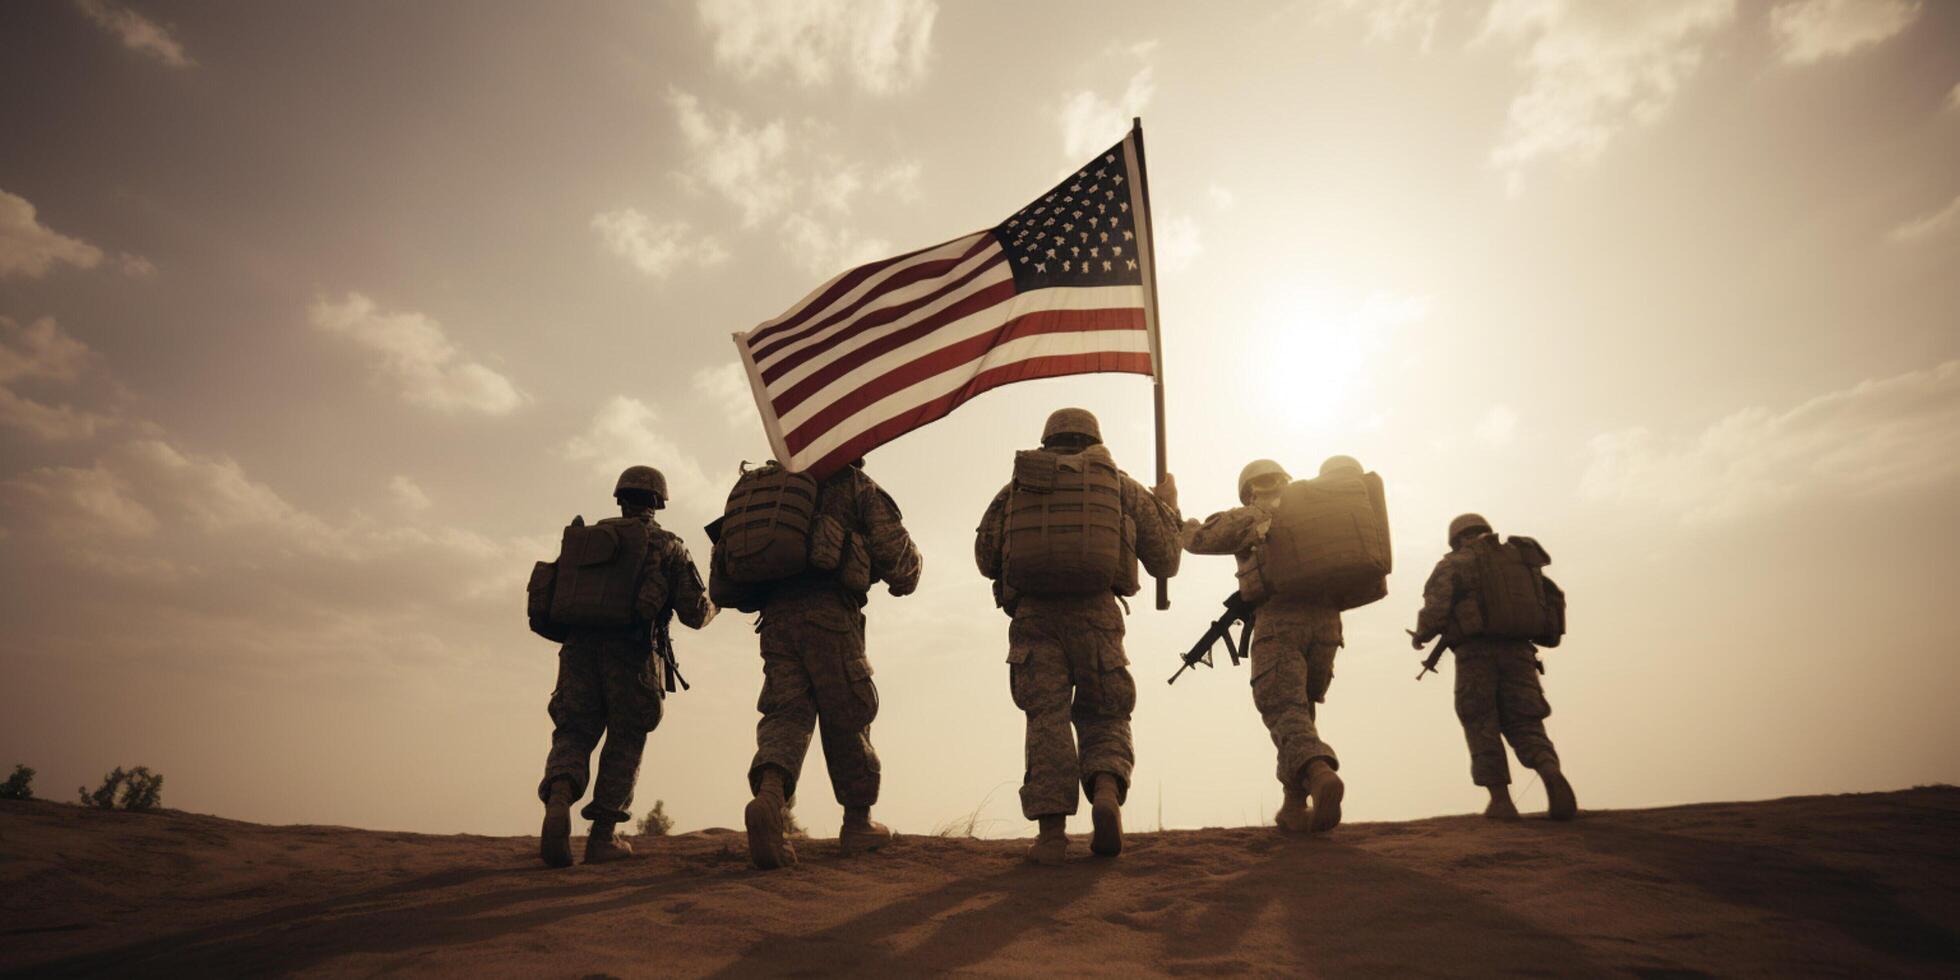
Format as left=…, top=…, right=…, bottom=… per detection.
left=545, top=515, right=651, bottom=628
left=1002, top=446, right=1132, bottom=596
left=1259, top=470, right=1392, bottom=610
left=717, top=462, right=820, bottom=584
left=1454, top=535, right=1565, bottom=646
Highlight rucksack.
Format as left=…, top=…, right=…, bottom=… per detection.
left=717, top=462, right=820, bottom=585
left=545, top=515, right=651, bottom=628
left=1002, top=446, right=1132, bottom=596
left=1455, top=535, right=1565, bottom=645
left=1259, top=470, right=1392, bottom=610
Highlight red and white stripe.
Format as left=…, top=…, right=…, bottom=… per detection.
left=734, top=133, right=1160, bottom=477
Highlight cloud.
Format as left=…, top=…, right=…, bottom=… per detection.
left=1582, top=360, right=1960, bottom=523
left=72, top=0, right=194, bottom=68
left=692, top=362, right=758, bottom=425
left=562, top=396, right=719, bottom=517
left=1060, top=58, right=1155, bottom=162
left=1769, top=0, right=1918, bottom=64
left=2, top=460, right=158, bottom=539
left=0, top=315, right=92, bottom=384
left=1476, top=405, right=1519, bottom=446
left=696, top=0, right=937, bottom=95
left=0, top=316, right=113, bottom=442
left=666, top=91, right=920, bottom=278
left=1948, top=82, right=1960, bottom=110
left=118, top=253, right=158, bottom=278
left=669, top=90, right=794, bottom=227
left=1331, top=0, right=1446, bottom=52
left=1480, top=0, right=1737, bottom=193
left=1153, top=214, right=1202, bottom=273
left=591, top=207, right=727, bottom=278
left=1206, top=184, right=1237, bottom=211
left=0, top=190, right=105, bottom=279
left=388, top=475, right=432, bottom=512
left=1887, top=193, right=1960, bottom=244
left=308, top=293, right=525, bottom=416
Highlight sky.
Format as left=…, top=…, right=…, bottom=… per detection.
left=1, top=0, right=1956, bottom=840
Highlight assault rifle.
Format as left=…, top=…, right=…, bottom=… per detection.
left=652, top=609, right=690, bottom=697
left=1410, top=629, right=1449, bottom=681
left=1168, top=590, right=1257, bottom=685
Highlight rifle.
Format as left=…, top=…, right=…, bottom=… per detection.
left=652, top=609, right=689, bottom=697
left=1410, top=629, right=1450, bottom=681
left=1168, top=590, right=1257, bottom=685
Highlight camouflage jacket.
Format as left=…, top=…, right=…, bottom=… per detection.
left=973, top=453, right=1183, bottom=598
left=1413, top=534, right=1488, bottom=644
left=633, top=513, right=715, bottom=630
left=786, top=466, right=923, bottom=601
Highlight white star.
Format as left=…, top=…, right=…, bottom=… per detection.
left=1126, top=259, right=1137, bottom=270
left=1102, top=261, right=1112, bottom=271
left=1123, top=229, right=1134, bottom=240
left=1035, top=262, right=1046, bottom=273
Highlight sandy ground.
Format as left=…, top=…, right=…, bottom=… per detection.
left=2, top=787, right=1956, bottom=977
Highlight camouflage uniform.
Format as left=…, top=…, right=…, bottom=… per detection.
left=539, top=513, right=712, bottom=823
left=747, top=466, right=921, bottom=807
left=1415, top=538, right=1560, bottom=788
left=1183, top=505, right=1341, bottom=785
left=976, top=468, right=1182, bottom=819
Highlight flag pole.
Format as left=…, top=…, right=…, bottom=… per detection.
left=1132, top=116, right=1171, bottom=611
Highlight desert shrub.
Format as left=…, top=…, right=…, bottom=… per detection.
left=783, top=801, right=806, bottom=838
left=636, top=799, right=674, bottom=837
left=78, top=766, right=164, bottom=811
left=0, top=764, right=33, bottom=800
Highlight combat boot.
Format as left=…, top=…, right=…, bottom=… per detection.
left=1275, top=781, right=1313, bottom=833
left=1484, top=786, right=1520, bottom=820
left=745, top=767, right=799, bottom=871
left=1538, top=764, right=1577, bottom=821
left=584, top=820, right=635, bottom=864
left=1089, top=774, right=1123, bottom=857
left=1306, top=759, right=1344, bottom=833
left=540, top=779, right=574, bottom=869
left=839, top=806, right=894, bottom=855
left=1025, top=815, right=1068, bottom=865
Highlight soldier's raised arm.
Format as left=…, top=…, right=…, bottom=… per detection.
left=1182, top=504, right=1271, bottom=556
left=973, top=483, right=1010, bottom=580
left=857, top=471, right=922, bottom=597
left=634, top=533, right=715, bottom=629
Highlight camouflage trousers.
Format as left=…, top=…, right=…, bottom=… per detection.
left=1007, top=593, right=1135, bottom=819
left=1453, top=638, right=1559, bottom=787
left=1249, top=598, right=1342, bottom=786
left=538, top=636, right=664, bottom=824
left=749, top=589, right=881, bottom=807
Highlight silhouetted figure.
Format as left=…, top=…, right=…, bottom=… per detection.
left=711, top=458, right=921, bottom=871
left=1412, top=513, right=1576, bottom=821
left=532, top=466, right=714, bottom=867
left=1182, top=455, right=1391, bottom=833
left=974, top=408, right=1181, bottom=864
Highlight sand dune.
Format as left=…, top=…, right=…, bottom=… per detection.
left=2, top=787, right=1956, bottom=977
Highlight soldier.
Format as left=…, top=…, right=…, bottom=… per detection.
left=1412, top=513, right=1577, bottom=821
left=974, top=408, right=1181, bottom=865
left=1182, top=457, right=1356, bottom=834
left=538, top=466, right=714, bottom=868
left=738, top=459, right=922, bottom=871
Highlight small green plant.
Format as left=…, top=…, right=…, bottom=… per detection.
left=636, top=799, right=674, bottom=837
left=0, top=764, right=34, bottom=800
left=78, top=766, right=164, bottom=811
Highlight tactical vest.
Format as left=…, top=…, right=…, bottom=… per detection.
left=1002, top=446, right=1133, bottom=596
left=1258, top=471, right=1392, bottom=610
left=717, top=461, right=819, bottom=584
left=546, top=515, right=651, bottom=627
left=1453, top=535, right=1565, bottom=645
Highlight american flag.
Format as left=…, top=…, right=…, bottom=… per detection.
left=732, top=127, right=1161, bottom=477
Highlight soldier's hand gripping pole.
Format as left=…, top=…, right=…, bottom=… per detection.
left=1169, top=590, right=1255, bottom=685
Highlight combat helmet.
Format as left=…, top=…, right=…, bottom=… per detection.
left=1042, top=407, right=1102, bottom=446
left=1319, top=455, right=1363, bottom=477
left=615, top=465, right=668, bottom=508
left=1238, top=458, right=1290, bottom=504
left=1448, top=512, right=1491, bottom=548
